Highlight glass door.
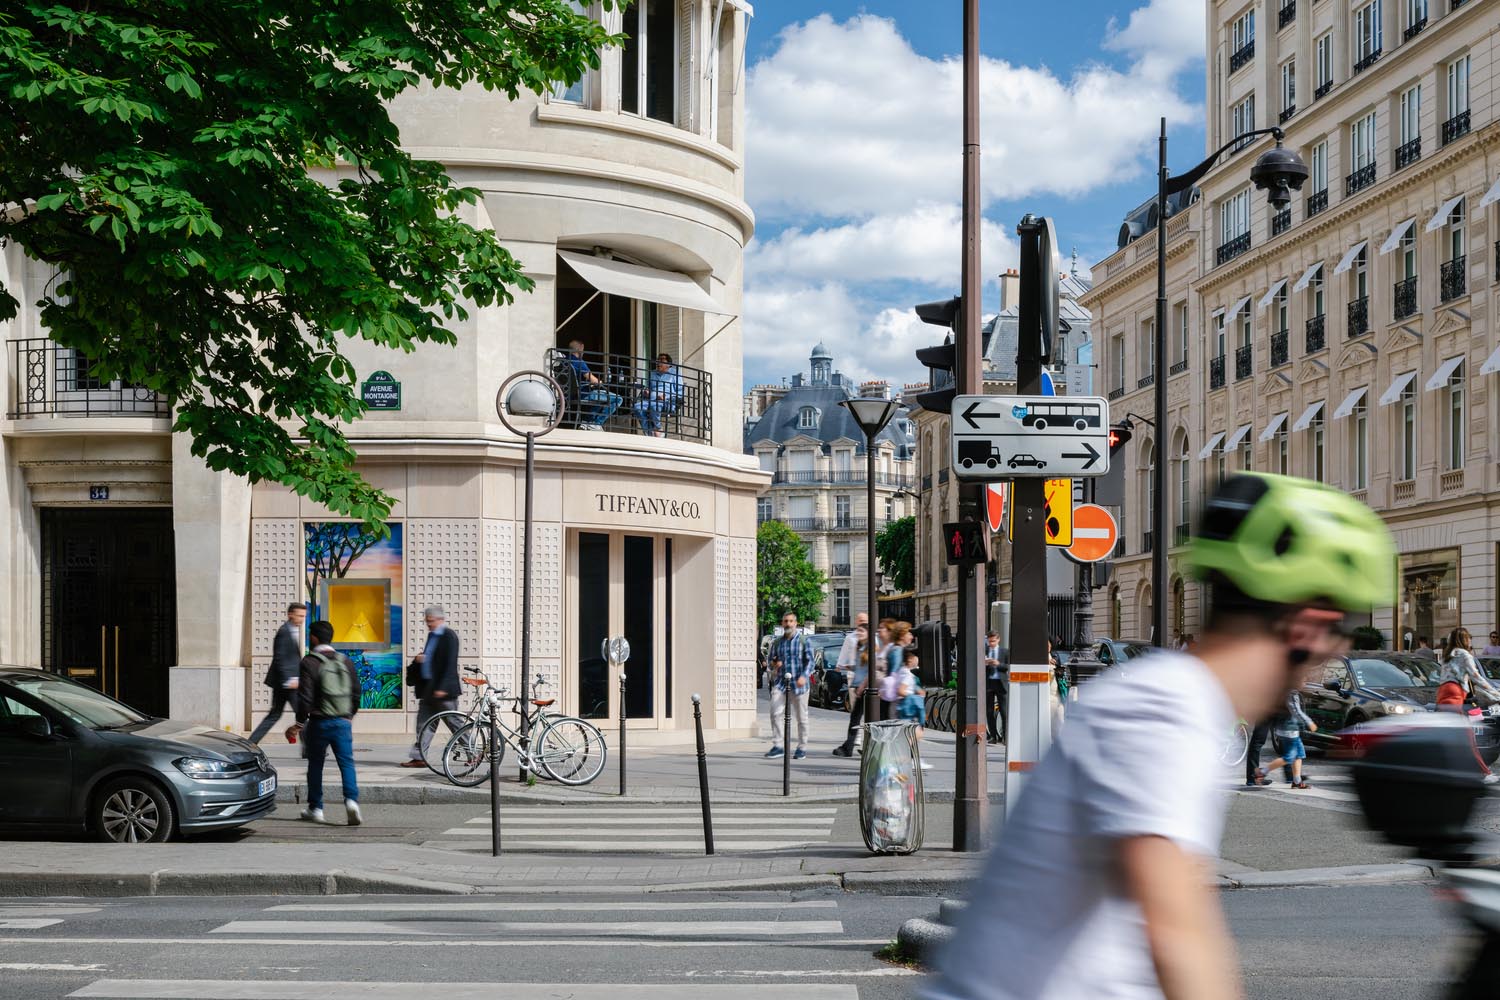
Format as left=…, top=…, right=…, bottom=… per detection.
left=571, top=532, right=673, bottom=726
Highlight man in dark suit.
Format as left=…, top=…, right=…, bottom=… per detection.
left=249, top=602, right=307, bottom=745
left=401, top=605, right=461, bottom=767
left=984, top=631, right=1009, bottom=744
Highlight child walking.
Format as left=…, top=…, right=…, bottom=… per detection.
left=1257, top=690, right=1318, bottom=789
left=894, top=649, right=931, bottom=771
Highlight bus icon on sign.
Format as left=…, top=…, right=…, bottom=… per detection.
left=1021, top=400, right=1102, bottom=433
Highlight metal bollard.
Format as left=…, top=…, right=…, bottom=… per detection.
left=619, top=671, right=627, bottom=797
left=691, top=694, right=714, bottom=856
left=488, top=700, right=501, bottom=857
left=783, top=670, right=792, bottom=797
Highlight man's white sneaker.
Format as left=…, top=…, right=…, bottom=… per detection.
left=346, top=800, right=363, bottom=826
left=299, top=807, right=324, bottom=823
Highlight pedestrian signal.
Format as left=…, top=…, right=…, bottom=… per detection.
left=943, top=520, right=989, bottom=566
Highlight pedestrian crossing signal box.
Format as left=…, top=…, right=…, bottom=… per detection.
left=944, top=520, right=989, bottom=566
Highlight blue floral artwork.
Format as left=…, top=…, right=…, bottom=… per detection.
left=305, top=523, right=405, bottom=710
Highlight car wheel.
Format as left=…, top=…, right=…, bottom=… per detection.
left=93, top=777, right=175, bottom=844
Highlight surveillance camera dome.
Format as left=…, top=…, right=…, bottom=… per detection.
left=1250, top=144, right=1309, bottom=209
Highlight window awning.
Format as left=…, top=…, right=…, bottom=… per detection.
left=1292, top=400, right=1325, bottom=432
left=1227, top=295, right=1252, bottom=319
left=1257, top=279, right=1288, bottom=310
left=1481, top=345, right=1500, bottom=377
left=1333, top=240, right=1368, bottom=274
left=1224, top=423, right=1252, bottom=450
left=1292, top=261, right=1324, bottom=292
left=1425, top=195, right=1465, bottom=232
left=1379, top=218, right=1417, bottom=255
left=558, top=250, right=731, bottom=315
left=1424, top=355, right=1465, bottom=391
left=1196, top=432, right=1226, bottom=461
left=1258, top=411, right=1289, bottom=442
left=1481, top=176, right=1500, bottom=210
left=1331, top=386, right=1368, bottom=420
left=1378, top=370, right=1417, bottom=405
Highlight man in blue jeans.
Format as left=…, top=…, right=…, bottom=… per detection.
left=566, top=339, right=621, bottom=428
left=632, top=353, right=683, bottom=436
left=289, top=620, right=363, bottom=825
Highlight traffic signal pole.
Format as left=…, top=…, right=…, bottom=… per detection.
left=953, top=0, right=988, bottom=853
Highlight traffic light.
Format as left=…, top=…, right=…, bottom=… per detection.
left=913, top=296, right=961, bottom=414
left=943, top=520, right=989, bottom=566
left=1108, top=419, right=1134, bottom=456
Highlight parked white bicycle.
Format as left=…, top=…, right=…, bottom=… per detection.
left=441, top=685, right=607, bottom=787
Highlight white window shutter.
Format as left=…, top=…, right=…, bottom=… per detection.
left=679, top=0, right=697, bottom=131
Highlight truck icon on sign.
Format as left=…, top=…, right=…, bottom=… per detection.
left=956, top=440, right=1002, bottom=470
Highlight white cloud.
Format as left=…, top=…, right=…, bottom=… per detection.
left=741, top=282, right=863, bottom=374
left=1103, top=0, right=1207, bottom=80
left=746, top=13, right=1199, bottom=221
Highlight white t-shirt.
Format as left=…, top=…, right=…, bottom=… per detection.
left=921, top=652, right=1235, bottom=1000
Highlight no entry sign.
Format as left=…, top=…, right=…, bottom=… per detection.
left=1064, top=503, right=1118, bottom=563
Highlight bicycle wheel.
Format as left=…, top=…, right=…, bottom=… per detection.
left=1219, top=720, right=1251, bottom=768
left=417, top=710, right=474, bottom=775
left=532, top=717, right=608, bottom=786
left=441, top=721, right=504, bottom=787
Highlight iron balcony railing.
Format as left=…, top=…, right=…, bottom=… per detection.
left=1442, top=110, right=1471, bottom=146
left=830, top=615, right=851, bottom=627
left=1441, top=256, right=1467, bottom=301
left=1169, top=359, right=1189, bottom=376
left=770, top=470, right=913, bottom=488
left=1353, top=48, right=1382, bottom=74
left=937, top=468, right=949, bottom=484
left=1404, top=16, right=1427, bottom=39
left=1278, top=106, right=1296, bottom=124
left=1209, top=355, right=1226, bottom=390
left=7, top=339, right=169, bottom=418
left=1278, top=0, right=1296, bottom=28
left=1137, top=372, right=1155, bottom=389
left=1314, top=79, right=1333, bottom=100
left=1142, top=530, right=1154, bottom=553
left=1229, top=41, right=1256, bottom=73
left=1307, top=189, right=1329, bottom=216
left=1394, top=277, right=1418, bottom=319
left=1271, top=207, right=1292, bottom=236
left=1346, top=163, right=1376, bottom=196
left=830, top=563, right=852, bottom=577
left=1234, top=344, right=1254, bottom=381
left=1346, top=296, right=1369, bottom=338
left=1495, top=241, right=1499, bottom=284
left=545, top=346, right=711, bottom=443
left=1305, top=314, right=1326, bottom=353
left=1216, top=232, right=1252, bottom=266
left=1270, top=329, right=1289, bottom=368
left=1174, top=522, right=1192, bottom=546
left=1108, top=386, right=1126, bottom=400
left=921, top=473, right=932, bottom=490
left=1396, top=137, right=1422, bottom=169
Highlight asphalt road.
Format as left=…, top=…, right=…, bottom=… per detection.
left=0, top=883, right=1468, bottom=999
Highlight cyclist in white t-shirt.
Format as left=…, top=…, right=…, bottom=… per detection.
left=922, top=473, right=1395, bottom=1000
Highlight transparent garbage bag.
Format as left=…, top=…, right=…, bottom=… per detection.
left=858, top=719, right=924, bottom=854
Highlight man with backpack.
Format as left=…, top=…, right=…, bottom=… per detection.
left=288, top=620, right=362, bottom=825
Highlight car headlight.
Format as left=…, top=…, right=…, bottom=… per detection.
left=1384, top=703, right=1414, bottom=714
left=174, top=757, right=238, bottom=779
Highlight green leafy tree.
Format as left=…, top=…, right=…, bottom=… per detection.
left=874, top=515, right=916, bottom=594
left=0, top=1, right=617, bottom=530
left=757, top=520, right=827, bottom=634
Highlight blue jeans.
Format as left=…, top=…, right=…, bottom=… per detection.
left=632, top=399, right=676, bottom=435
left=305, top=717, right=358, bottom=809
left=583, top=388, right=621, bottom=425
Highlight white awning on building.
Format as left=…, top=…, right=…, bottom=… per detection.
left=1292, top=261, right=1324, bottom=292
left=558, top=250, right=731, bottom=315
left=1425, top=194, right=1465, bottom=232
left=1481, top=345, right=1500, bottom=377
left=1196, top=432, right=1226, bottom=461
left=1227, top=295, right=1252, bottom=318
left=1224, top=423, right=1252, bottom=450
left=1257, top=279, right=1288, bottom=310
left=1292, top=400, right=1325, bottom=432
left=1258, top=411, right=1289, bottom=442
left=1378, top=370, right=1417, bottom=406
left=1481, top=176, right=1500, bottom=210
left=1424, top=355, right=1465, bottom=391
left=1379, top=218, right=1417, bottom=255
left=1331, top=386, right=1368, bottom=420
left=1334, top=240, right=1368, bottom=275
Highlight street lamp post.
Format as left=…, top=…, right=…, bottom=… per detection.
left=1151, top=121, right=1307, bottom=647
left=840, top=396, right=900, bottom=738
left=497, top=370, right=564, bottom=781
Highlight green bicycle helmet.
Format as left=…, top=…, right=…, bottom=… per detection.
left=1188, top=472, right=1395, bottom=612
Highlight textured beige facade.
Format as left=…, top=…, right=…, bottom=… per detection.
left=1085, top=0, right=1498, bottom=646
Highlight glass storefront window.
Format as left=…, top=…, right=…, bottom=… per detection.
left=1398, top=547, right=1460, bottom=650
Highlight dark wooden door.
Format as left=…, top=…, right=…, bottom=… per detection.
left=43, top=509, right=176, bottom=717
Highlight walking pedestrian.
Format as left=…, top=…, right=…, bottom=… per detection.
left=249, top=602, right=306, bottom=745
left=764, top=611, right=813, bottom=759
left=287, top=620, right=362, bottom=825
left=984, top=630, right=1008, bottom=744
left=878, top=621, right=912, bottom=719
left=1256, top=690, right=1318, bottom=789
left=832, top=613, right=870, bottom=757
left=1481, top=631, right=1500, bottom=658
left=1441, top=627, right=1500, bottom=708
left=400, top=606, right=461, bottom=768
left=896, top=648, right=931, bottom=770
left=1244, top=719, right=1274, bottom=787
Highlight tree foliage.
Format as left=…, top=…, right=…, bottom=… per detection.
left=756, top=520, right=827, bottom=633
left=0, top=1, right=617, bottom=530
left=875, top=515, right=916, bottom=594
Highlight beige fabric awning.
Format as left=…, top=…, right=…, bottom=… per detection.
left=559, top=250, right=731, bottom=315
left=1258, top=412, right=1288, bottom=442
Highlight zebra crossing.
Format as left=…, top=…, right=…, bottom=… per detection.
left=1230, top=767, right=1361, bottom=808
left=421, top=803, right=843, bottom=853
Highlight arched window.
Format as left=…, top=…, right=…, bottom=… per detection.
left=1142, top=439, right=1156, bottom=545
left=1172, top=577, right=1186, bottom=639
left=1109, top=585, right=1122, bottom=638
left=1177, top=439, right=1191, bottom=541
left=799, top=406, right=820, bottom=429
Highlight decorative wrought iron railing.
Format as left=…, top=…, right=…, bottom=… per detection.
left=7, top=339, right=168, bottom=418
left=1307, top=189, right=1328, bottom=216
left=1305, top=314, right=1326, bottom=353
left=1347, top=296, right=1370, bottom=338
left=1442, top=110, right=1471, bottom=146
left=1229, top=41, right=1256, bottom=73
left=1346, top=163, right=1376, bottom=196
left=1234, top=344, right=1254, bottom=381
left=1209, top=355, right=1226, bottom=390
left=1270, top=329, right=1289, bottom=368
left=1396, top=137, right=1422, bottom=169
left=1216, top=231, right=1252, bottom=266
left=1441, top=256, right=1467, bottom=301
left=545, top=346, right=711, bottom=443
left=1393, top=277, right=1418, bottom=320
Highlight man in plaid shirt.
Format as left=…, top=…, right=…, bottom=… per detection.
left=765, top=611, right=815, bottom=760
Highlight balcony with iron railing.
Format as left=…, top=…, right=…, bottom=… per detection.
left=1174, top=522, right=1191, bottom=546
left=1442, top=110, right=1471, bottom=146
left=1404, top=15, right=1427, bottom=39
left=1142, top=530, right=1154, bottom=553
left=1270, top=329, right=1289, bottom=368
left=1216, top=231, right=1252, bottom=266
left=1234, top=344, right=1253, bottom=381
left=1495, top=241, right=1499, bottom=283
left=1278, top=0, right=1296, bottom=28
left=1396, top=137, right=1422, bottom=170
left=1347, top=296, right=1370, bottom=338
left=545, top=346, right=711, bottom=443
left=937, top=468, right=949, bottom=484
left=770, top=470, right=914, bottom=488
left=1209, top=355, right=1226, bottom=390
left=1169, top=359, right=1189, bottom=376
left=1229, top=41, right=1256, bottom=73
left=7, top=339, right=170, bottom=419
left=1108, top=385, right=1126, bottom=400
left=1394, top=277, right=1418, bottom=319
left=1346, top=163, right=1376, bottom=196
left=830, top=563, right=852, bottom=577
left=1271, top=207, right=1291, bottom=236
left=1307, top=189, right=1328, bottom=216
left=1137, top=372, right=1155, bottom=389
left=1441, top=256, right=1467, bottom=301
left=1278, top=105, right=1296, bottom=124
left=1353, top=48, right=1382, bottom=74
left=1305, top=314, right=1326, bottom=353
left=1314, top=79, right=1333, bottom=100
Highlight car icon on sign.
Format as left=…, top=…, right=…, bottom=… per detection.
left=1008, top=454, right=1046, bottom=470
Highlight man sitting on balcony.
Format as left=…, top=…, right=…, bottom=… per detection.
left=566, top=339, right=621, bottom=429
left=633, top=352, right=683, bottom=437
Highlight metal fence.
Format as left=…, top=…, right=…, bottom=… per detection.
left=545, top=347, right=711, bottom=444
left=8, top=339, right=168, bottom=418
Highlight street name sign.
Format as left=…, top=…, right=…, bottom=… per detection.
left=950, top=394, right=1111, bottom=480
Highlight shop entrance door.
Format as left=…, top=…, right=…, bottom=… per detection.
left=573, top=532, right=673, bottom=727
left=42, top=509, right=176, bottom=717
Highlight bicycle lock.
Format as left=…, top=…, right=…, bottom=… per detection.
left=783, top=669, right=792, bottom=797
left=692, top=693, right=714, bottom=855
left=489, top=698, right=502, bottom=857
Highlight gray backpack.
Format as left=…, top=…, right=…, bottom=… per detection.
left=310, top=651, right=358, bottom=718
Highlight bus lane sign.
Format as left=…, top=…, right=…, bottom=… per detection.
left=950, top=394, right=1111, bottom=481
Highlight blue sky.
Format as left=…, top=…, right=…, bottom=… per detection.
left=739, top=0, right=1209, bottom=390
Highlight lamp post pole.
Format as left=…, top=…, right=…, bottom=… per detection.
left=1153, top=119, right=1169, bottom=649
left=519, top=428, right=536, bottom=782
left=865, top=425, right=879, bottom=721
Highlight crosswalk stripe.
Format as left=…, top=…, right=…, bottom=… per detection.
left=16, top=937, right=889, bottom=950
left=267, top=901, right=837, bottom=913
left=210, top=920, right=843, bottom=938
left=464, top=816, right=836, bottom=826
left=464, top=809, right=839, bottom=818
left=70, top=981, right=859, bottom=999
left=421, top=839, right=826, bottom=851
left=439, top=827, right=826, bottom=837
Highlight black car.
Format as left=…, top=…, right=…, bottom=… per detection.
left=1302, top=653, right=1500, bottom=764
left=0, top=669, right=278, bottom=842
left=808, top=632, right=852, bottom=710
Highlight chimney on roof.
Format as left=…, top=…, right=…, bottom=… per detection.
left=858, top=380, right=891, bottom=400
left=999, top=268, right=1020, bottom=311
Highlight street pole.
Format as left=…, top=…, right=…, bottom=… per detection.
left=864, top=428, right=880, bottom=735
left=1153, top=118, right=1169, bottom=648
left=489, top=699, right=501, bottom=857
left=519, top=430, right=535, bottom=782
left=953, top=0, right=988, bottom=852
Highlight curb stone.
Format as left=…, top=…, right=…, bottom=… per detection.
left=1220, top=861, right=1436, bottom=889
